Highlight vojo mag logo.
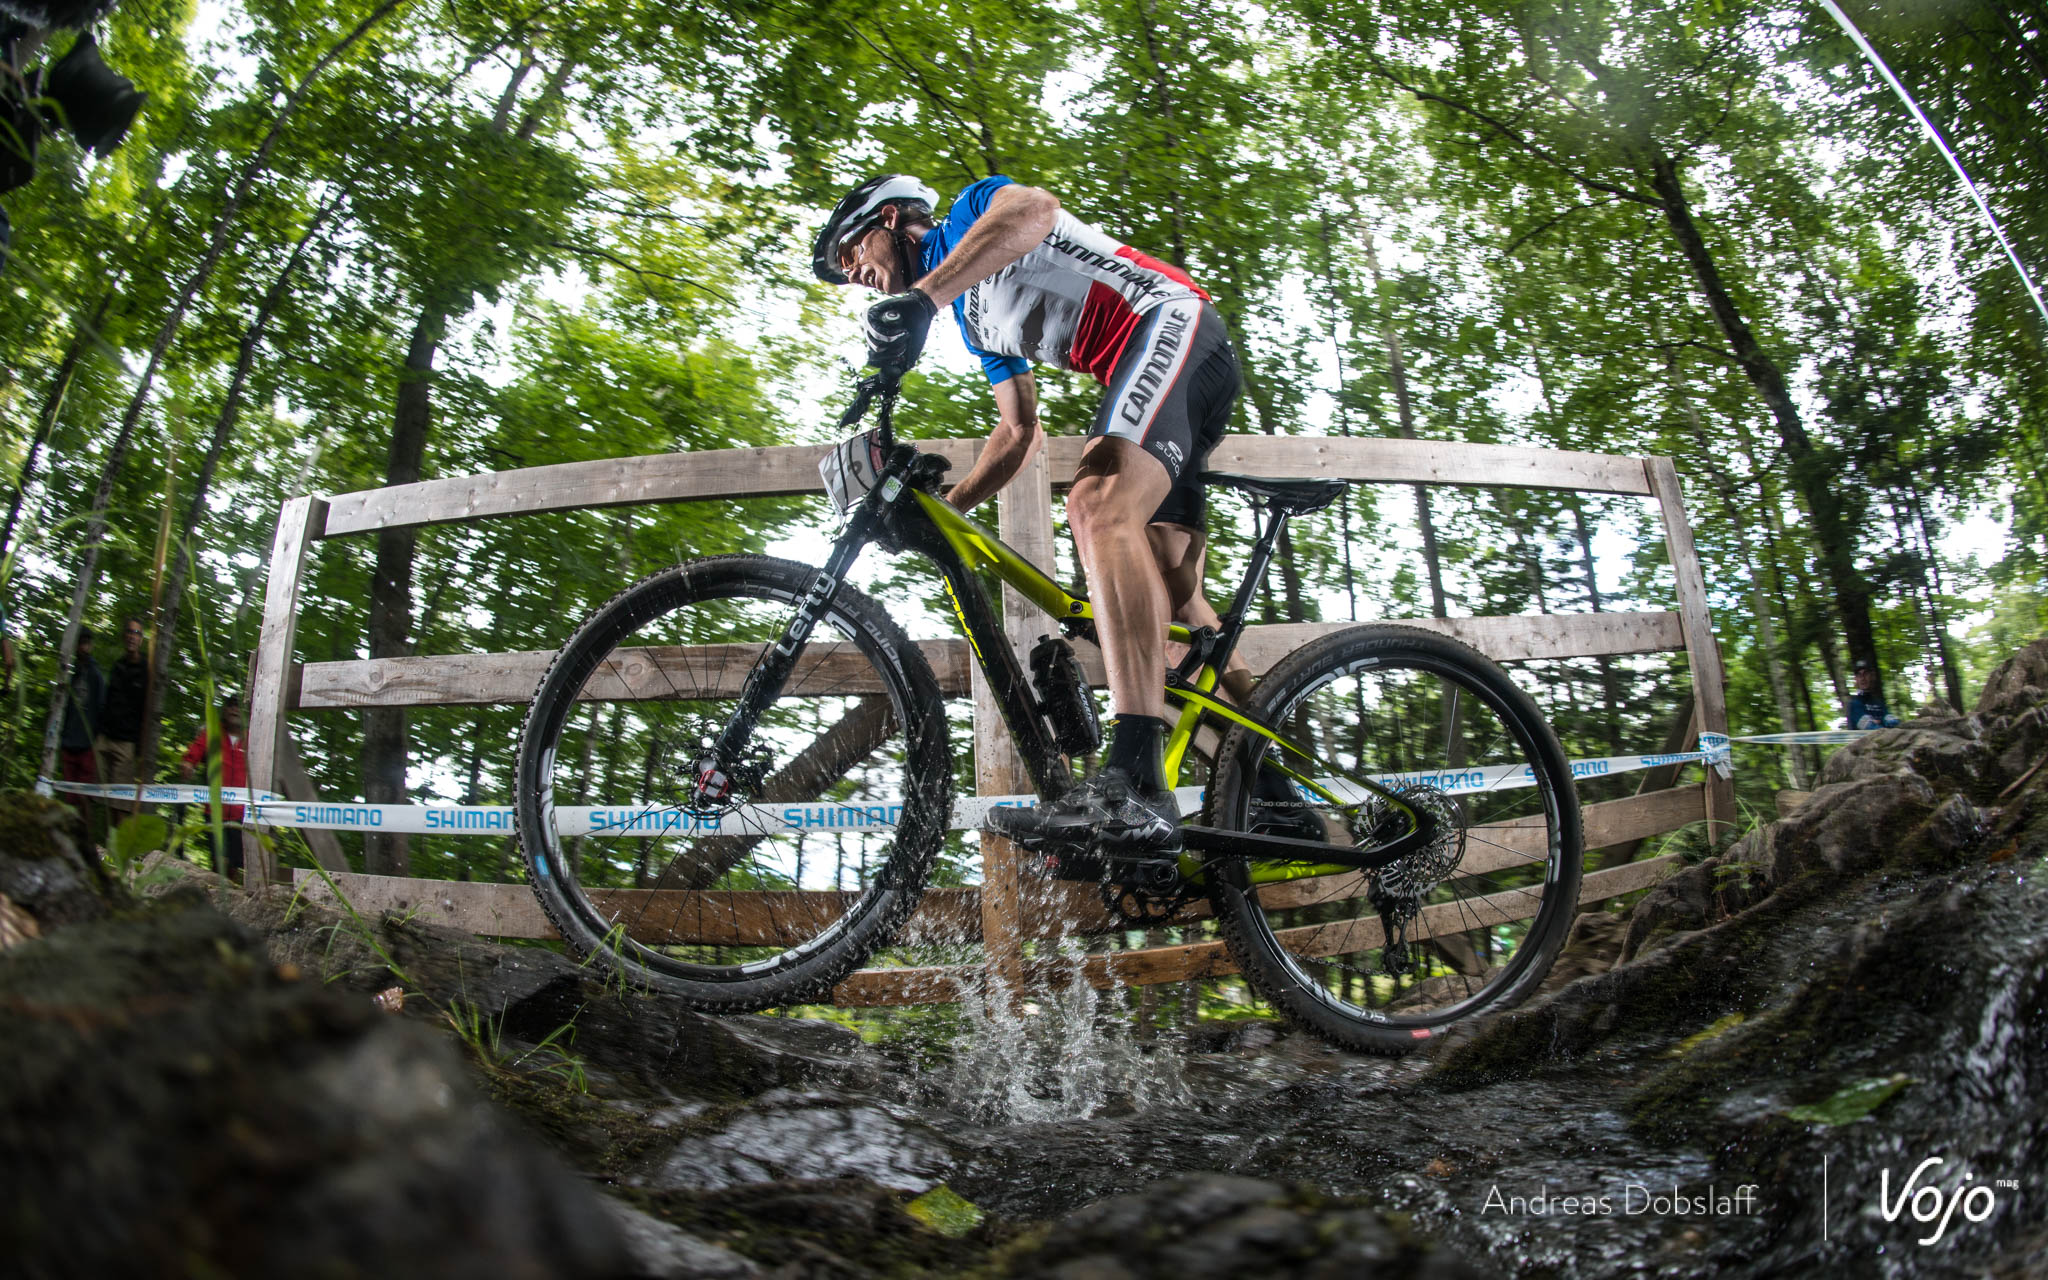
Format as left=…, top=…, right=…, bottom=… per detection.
left=1871, top=1155, right=2013, bottom=1246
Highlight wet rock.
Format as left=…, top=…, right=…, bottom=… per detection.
left=596, top=1196, right=764, bottom=1279
left=627, top=1178, right=992, bottom=1278
left=0, top=893, right=630, bottom=1279
left=645, top=1089, right=956, bottom=1192
left=1005, top=1174, right=1495, bottom=1278
left=1814, top=716, right=1993, bottom=797
left=1976, top=637, right=2048, bottom=795
left=1535, top=910, right=1628, bottom=995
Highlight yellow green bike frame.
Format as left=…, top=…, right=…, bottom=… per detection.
left=901, top=485, right=1415, bottom=887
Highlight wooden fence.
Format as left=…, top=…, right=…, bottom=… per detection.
left=245, top=432, right=1733, bottom=1007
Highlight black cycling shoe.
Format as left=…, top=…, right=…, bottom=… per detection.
left=986, top=768, right=1183, bottom=857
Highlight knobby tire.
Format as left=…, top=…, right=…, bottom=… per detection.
left=513, top=555, right=953, bottom=1011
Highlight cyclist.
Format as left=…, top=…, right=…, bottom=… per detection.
left=816, top=173, right=1251, bottom=859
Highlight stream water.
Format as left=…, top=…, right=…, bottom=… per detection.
left=608, top=852, right=2048, bottom=1277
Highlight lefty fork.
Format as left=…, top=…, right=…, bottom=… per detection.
left=691, top=376, right=908, bottom=808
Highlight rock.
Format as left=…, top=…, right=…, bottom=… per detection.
left=1976, top=637, right=2048, bottom=787
left=1814, top=716, right=1992, bottom=797
left=596, top=1196, right=763, bottom=1279
left=644, top=1089, right=956, bottom=1192
left=626, top=1178, right=993, bottom=1277
left=1006, top=1174, right=1493, bottom=1278
left=0, top=894, right=632, bottom=1279
left=0, top=789, right=117, bottom=927
left=1536, top=909, right=1628, bottom=994
left=230, top=887, right=877, bottom=1105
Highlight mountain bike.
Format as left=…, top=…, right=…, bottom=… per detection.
left=512, top=374, right=1583, bottom=1053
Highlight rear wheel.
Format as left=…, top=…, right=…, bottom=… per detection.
left=513, top=555, right=953, bottom=1010
left=1203, top=625, right=1581, bottom=1053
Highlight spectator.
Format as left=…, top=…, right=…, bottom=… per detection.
left=96, top=616, right=148, bottom=822
left=1846, top=657, right=1901, bottom=730
left=58, top=625, right=104, bottom=826
left=179, top=694, right=249, bottom=881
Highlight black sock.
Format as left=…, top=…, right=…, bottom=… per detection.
left=1104, top=715, right=1169, bottom=793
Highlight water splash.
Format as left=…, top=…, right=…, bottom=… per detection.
left=923, top=948, right=1192, bottom=1125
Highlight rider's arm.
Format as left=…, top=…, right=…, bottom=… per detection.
left=913, top=184, right=1060, bottom=307
left=945, top=372, right=1042, bottom=512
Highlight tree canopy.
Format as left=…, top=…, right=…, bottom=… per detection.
left=2, top=0, right=2040, bottom=876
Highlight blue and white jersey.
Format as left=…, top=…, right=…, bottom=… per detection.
left=920, top=175, right=1210, bottom=386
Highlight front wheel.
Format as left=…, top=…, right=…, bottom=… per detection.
left=1203, top=625, right=1582, bottom=1053
left=513, top=555, right=954, bottom=1010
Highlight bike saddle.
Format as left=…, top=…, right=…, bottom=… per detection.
left=1203, top=472, right=1348, bottom=515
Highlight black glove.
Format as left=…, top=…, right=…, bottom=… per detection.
left=864, top=287, right=936, bottom=375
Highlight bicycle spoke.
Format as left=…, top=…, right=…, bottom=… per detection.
left=517, top=557, right=952, bottom=1007
left=1205, top=627, right=1580, bottom=1051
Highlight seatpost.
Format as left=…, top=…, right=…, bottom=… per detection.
left=1218, top=501, right=1292, bottom=633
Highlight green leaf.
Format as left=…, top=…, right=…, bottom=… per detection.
left=905, top=1184, right=984, bottom=1237
left=1784, top=1073, right=1913, bottom=1126
left=108, top=815, right=171, bottom=868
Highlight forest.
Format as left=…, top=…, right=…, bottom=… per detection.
left=2, top=0, right=2043, bottom=884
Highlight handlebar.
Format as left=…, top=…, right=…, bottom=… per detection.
left=834, top=372, right=901, bottom=453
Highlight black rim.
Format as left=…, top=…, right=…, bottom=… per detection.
left=519, top=562, right=925, bottom=988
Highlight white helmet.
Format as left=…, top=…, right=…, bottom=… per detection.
left=813, top=174, right=939, bottom=284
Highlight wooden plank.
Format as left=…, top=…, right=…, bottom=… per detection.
left=296, top=639, right=975, bottom=709
left=293, top=610, right=1679, bottom=712
left=832, top=965, right=975, bottom=1007
left=246, top=496, right=327, bottom=889
left=1167, top=788, right=1705, bottom=922
left=1645, top=458, right=1735, bottom=840
left=1182, top=436, right=1653, bottom=497
left=1228, top=611, right=1685, bottom=670
left=966, top=855, right=1687, bottom=993
left=290, top=871, right=985, bottom=945
left=316, top=434, right=1651, bottom=540
left=283, top=783, right=1705, bottom=948
left=295, top=872, right=551, bottom=937
left=319, top=438, right=989, bottom=537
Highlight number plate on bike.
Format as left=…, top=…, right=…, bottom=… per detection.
left=820, top=429, right=886, bottom=515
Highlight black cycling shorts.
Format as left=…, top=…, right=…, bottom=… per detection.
left=1088, top=298, right=1240, bottom=529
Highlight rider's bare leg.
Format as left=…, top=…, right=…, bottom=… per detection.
left=1148, top=522, right=1327, bottom=839
left=984, top=436, right=1183, bottom=854
left=1147, top=522, right=1253, bottom=704
left=1068, top=437, right=1174, bottom=725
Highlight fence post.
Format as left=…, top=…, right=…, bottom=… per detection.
left=975, top=448, right=1059, bottom=999
left=245, top=495, right=327, bottom=889
left=1645, top=458, right=1735, bottom=841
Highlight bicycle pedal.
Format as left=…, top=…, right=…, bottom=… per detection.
left=1108, top=856, right=1183, bottom=893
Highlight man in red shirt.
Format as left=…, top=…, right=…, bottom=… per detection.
left=179, top=694, right=248, bottom=880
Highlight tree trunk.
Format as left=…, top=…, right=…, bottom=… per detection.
left=1569, top=499, right=1623, bottom=752
left=1359, top=231, right=1448, bottom=617
left=359, top=59, right=575, bottom=876
left=361, top=310, right=443, bottom=875
left=1646, top=150, right=1879, bottom=674
left=138, top=203, right=334, bottom=781
left=1669, top=357, right=1806, bottom=786
left=35, top=0, right=408, bottom=783
left=1, top=297, right=107, bottom=563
